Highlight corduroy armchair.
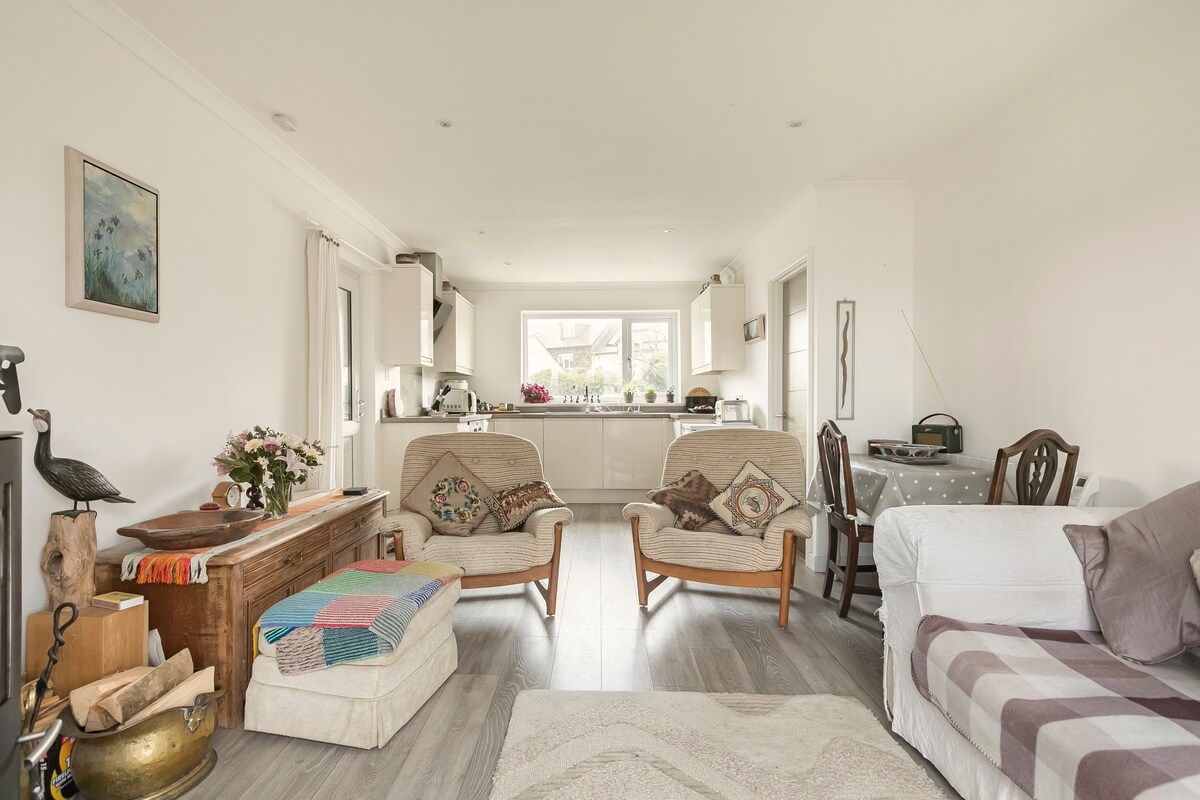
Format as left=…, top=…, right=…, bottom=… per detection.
left=383, top=432, right=572, bottom=615
left=623, top=427, right=811, bottom=628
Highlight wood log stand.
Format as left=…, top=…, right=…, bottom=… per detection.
left=41, top=510, right=97, bottom=609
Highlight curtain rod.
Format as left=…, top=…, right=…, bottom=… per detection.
left=299, top=212, right=392, bottom=272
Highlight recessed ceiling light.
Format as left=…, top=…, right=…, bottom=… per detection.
left=663, top=228, right=675, bottom=234
left=787, top=120, right=804, bottom=129
left=437, top=119, right=454, bottom=128
left=271, top=113, right=298, bottom=132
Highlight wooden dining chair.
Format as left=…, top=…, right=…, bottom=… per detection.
left=986, top=429, right=1080, bottom=506
left=817, top=420, right=881, bottom=618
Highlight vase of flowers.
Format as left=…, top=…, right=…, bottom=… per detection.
left=665, top=386, right=676, bottom=403
left=520, top=382, right=553, bottom=404
left=213, top=426, right=325, bottom=519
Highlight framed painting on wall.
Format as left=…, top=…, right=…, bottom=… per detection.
left=65, top=147, right=159, bottom=323
left=743, top=314, right=765, bottom=343
left=835, top=300, right=855, bottom=420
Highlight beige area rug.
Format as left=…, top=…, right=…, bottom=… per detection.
left=488, top=691, right=947, bottom=800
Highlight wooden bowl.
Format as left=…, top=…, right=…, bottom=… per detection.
left=118, top=509, right=266, bottom=550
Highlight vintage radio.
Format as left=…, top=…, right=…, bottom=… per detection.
left=911, top=413, right=963, bottom=454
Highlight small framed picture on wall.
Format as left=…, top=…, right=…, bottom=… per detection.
left=743, top=314, right=765, bottom=343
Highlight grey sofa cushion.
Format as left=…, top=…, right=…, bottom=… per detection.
left=1065, top=482, right=1200, bottom=664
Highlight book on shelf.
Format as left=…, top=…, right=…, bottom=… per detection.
left=91, top=591, right=145, bottom=611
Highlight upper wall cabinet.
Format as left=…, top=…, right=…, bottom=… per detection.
left=435, top=292, right=476, bottom=375
left=690, top=284, right=745, bottom=374
left=381, top=265, right=434, bottom=367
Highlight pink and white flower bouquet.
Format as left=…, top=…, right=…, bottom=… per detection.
left=213, top=425, right=325, bottom=517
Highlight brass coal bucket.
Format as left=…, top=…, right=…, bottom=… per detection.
left=59, top=689, right=223, bottom=800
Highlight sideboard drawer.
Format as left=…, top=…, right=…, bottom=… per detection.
left=329, top=502, right=383, bottom=544
left=243, top=526, right=329, bottom=591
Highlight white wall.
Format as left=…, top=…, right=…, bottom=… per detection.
left=1, top=0, right=395, bottom=619
left=459, top=283, right=707, bottom=404
left=723, top=184, right=914, bottom=446
left=912, top=10, right=1200, bottom=506
left=721, top=182, right=914, bottom=569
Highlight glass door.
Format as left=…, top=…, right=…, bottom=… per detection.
left=338, top=275, right=363, bottom=486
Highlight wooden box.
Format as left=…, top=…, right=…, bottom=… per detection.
left=25, top=603, right=149, bottom=695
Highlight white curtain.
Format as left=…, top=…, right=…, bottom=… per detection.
left=307, top=229, right=345, bottom=491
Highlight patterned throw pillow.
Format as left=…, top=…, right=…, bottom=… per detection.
left=711, top=461, right=799, bottom=536
left=486, top=481, right=567, bottom=532
left=648, top=470, right=720, bottom=530
left=402, top=452, right=495, bottom=536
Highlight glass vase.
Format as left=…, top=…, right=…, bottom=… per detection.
left=264, top=482, right=292, bottom=519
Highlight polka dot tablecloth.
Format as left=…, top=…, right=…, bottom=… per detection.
left=807, top=454, right=998, bottom=522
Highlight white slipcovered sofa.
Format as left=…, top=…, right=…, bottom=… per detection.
left=875, top=504, right=1131, bottom=800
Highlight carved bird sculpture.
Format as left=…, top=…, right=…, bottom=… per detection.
left=28, top=408, right=134, bottom=511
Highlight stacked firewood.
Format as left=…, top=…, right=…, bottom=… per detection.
left=68, top=649, right=214, bottom=732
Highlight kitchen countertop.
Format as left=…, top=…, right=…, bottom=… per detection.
left=381, top=414, right=492, bottom=423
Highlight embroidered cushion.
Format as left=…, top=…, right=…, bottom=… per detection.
left=486, top=480, right=567, bottom=532
left=402, top=452, right=495, bottom=536
left=648, top=470, right=720, bottom=530
left=711, top=460, right=799, bottom=536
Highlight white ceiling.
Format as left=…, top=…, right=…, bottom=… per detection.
left=111, top=0, right=1146, bottom=283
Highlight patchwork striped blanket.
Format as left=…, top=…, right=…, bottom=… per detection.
left=914, top=615, right=1200, bottom=800
left=259, top=559, right=462, bottom=675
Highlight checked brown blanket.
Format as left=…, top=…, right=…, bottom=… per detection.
left=913, top=615, right=1200, bottom=800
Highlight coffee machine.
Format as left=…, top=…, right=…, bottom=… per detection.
left=436, top=380, right=477, bottom=414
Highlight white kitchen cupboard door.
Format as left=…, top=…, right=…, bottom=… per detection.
left=602, top=418, right=666, bottom=489
left=380, top=265, right=434, bottom=367
left=542, top=419, right=603, bottom=489
left=690, top=284, right=745, bottom=374
left=491, top=418, right=544, bottom=461
left=434, top=292, right=476, bottom=375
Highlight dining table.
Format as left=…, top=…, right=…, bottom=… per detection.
left=807, top=454, right=1000, bottom=522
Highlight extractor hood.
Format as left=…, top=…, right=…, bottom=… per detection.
left=398, top=252, right=455, bottom=335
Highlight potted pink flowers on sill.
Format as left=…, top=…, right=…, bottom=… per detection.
left=520, top=382, right=553, bottom=404
left=213, top=425, right=325, bottom=518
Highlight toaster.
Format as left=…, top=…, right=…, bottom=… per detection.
left=715, top=399, right=751, bottom=424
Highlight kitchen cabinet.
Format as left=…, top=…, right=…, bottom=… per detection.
left=434, top=292, right=476, bottom=375
left=381, top=265, right=434, bottom=367
left=542, top=418, right=604, bottom=489
left=602, top=418, right=666, bottom=489
left=490, top=418, right=545, bottom=461
left=690, top=284, right=745, bottom=374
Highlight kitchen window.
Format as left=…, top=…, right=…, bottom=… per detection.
left=522, top=311, right=678, bottom=400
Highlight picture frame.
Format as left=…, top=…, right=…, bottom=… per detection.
left=835, top=300, right=855, bottom=420
left=65, top=147, right=160, bottom=323
left=743, top=313, right=765, bottom=343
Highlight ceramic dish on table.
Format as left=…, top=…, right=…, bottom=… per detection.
left=874, top=443, right=946, bottom=458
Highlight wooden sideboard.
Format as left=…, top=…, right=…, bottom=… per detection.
left=95, top=490, right=388, bottom=728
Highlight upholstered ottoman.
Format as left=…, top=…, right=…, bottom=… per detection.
left=244, top=560, right=461, bottom=749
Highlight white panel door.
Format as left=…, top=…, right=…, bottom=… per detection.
left=542, top=419, right=603, bottom=489
left=602, top=418, right=666, bottom=490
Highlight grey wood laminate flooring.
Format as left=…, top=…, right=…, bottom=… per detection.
left=198, top=504, right=956, bottom=799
